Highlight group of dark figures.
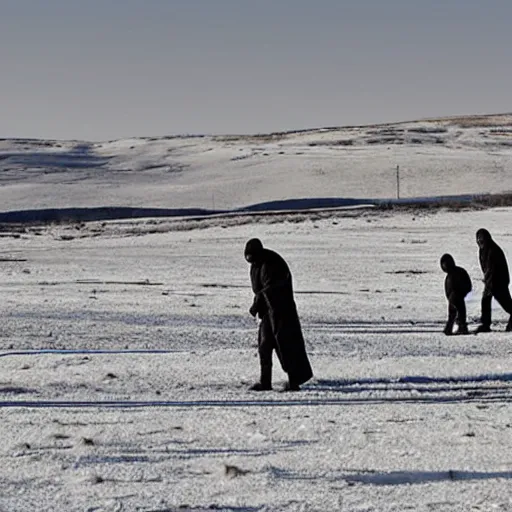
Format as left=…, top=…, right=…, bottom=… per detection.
left=441, top=228, right=512, bottom=336
left=244, top=228, right=512, bottom=392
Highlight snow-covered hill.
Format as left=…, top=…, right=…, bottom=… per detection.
left=1, top=113, right=512, bottom=215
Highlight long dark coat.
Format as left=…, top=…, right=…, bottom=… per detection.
left=250, top=248, right=313, bottom=385
left=477, top=229, right=510, bottom=292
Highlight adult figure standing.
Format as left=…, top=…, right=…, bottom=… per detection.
left=476, top=228, right=512, bottom=332
left=244, top=238, right=313, bottom=391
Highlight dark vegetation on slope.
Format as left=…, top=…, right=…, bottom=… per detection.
left=1, top=193, right=512, bottom=227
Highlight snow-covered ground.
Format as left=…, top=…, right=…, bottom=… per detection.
left=1, top=113, right=512, bottom=213
left=2, top=203, right=512, bottom=511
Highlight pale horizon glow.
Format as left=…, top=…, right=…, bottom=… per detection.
left=1, top=0, right=511, bottom=141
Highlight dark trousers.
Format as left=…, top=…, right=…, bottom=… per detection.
left=446, top=294, right=467, bottom=332
left=481, top=286, right=512, bottom=326
left=258, top=316, right=279, bottom=386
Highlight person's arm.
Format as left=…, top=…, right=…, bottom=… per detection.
left=249, top=294, right=262, bottom=317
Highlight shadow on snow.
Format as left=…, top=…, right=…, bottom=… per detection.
left=270, top=466, right=512, bottom=486
left=314, top=373, right=512, bottom=387
left=165, top=507, right=262, bottom=512
left=2, top=392, right=512, bottom=409
left=346, top=469, right=512, bottom=486
left=0, top=143, right=110, bottom=171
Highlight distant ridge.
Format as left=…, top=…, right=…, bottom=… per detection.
left=2, top=112, right=512, bottom=143
left=1, top=112, right=512, bottom=215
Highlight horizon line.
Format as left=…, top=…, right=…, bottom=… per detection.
left=1, top=111, right=511, bottom=144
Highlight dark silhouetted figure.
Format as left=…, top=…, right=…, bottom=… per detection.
left=244, top=238, right=313, bottom=391
left=440, top=254, right=472, bottom=335
left=475, top=228, right=512, bottom=332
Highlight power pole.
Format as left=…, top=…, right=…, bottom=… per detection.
left=396, top=165, right=400, bottom=200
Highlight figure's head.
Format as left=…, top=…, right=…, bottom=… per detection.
left=440, top=253, right=455, bottom=273
left=244, top=238, right=264, bottom=263
left=476, top=228, right=492, bottom=249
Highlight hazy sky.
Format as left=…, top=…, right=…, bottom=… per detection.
left=1, top=0, right=511, bottom=140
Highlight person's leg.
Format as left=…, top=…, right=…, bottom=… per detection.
left=444, top=300, right=457, bottom=335
left=453, top=296, right=469, bottom=334
left=476, top=289, right=493, bottom=332
left=249, top=316, right=274, bottom=390
left=492, top=287, right=512, bottom=331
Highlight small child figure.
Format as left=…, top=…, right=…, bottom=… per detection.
left=440, top=253, right=472, bottom=335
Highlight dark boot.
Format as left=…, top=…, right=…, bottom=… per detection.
left=249, top=382, right=272, bottom=391
left=249, top=365, right=272, bottom=391
left=443, top=322, right=454, bottom=336
left=475, top=324, right=491, bottom=333
left=281, top=379, right=300, bottom=392
left=456, top=323, right=469, bottom=335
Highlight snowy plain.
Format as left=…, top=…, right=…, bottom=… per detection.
left=2, top=114, right=512, bottom=511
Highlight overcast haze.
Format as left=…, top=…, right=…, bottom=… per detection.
left=1, top=0, right=511, bottom=141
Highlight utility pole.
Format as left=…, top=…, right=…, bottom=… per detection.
left=396, top=165, right=400, bottom=200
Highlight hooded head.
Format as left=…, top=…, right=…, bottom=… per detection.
left=440, top=253, right=455, bottom=273
left=244, top=238, right=264, bottom=264
left=476, top=228, right=492, bottom=249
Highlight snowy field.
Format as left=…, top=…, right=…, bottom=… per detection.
left=2, top=205, right=512, bottom=511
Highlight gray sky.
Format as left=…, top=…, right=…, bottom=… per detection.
left=1, top=0, right=511, bottom=140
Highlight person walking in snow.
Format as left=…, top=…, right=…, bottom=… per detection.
left=440, top=253, right=472, bottom=335
left=244, top=238, right=313, bottom=391
left=475, top=228, right=512, bottom=332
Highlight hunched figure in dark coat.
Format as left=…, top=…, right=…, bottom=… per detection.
left=476, top=228, right=512, bottom=332
left=440, top=253, right=472, bottom=335
left=244, top=238, right=313, bottom=391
